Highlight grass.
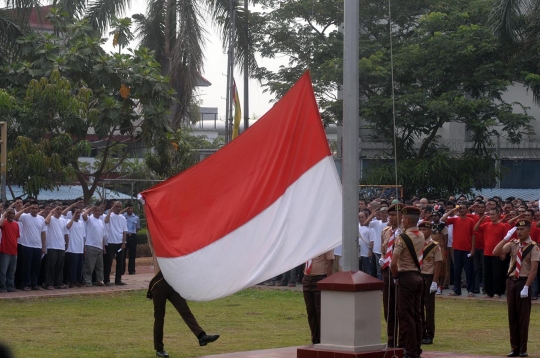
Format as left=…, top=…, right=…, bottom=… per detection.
left=1, top=289, right=540, bottom=357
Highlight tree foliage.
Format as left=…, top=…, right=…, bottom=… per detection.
left=252, top=0, right=536, bottom=197
left=0, top=13, right=174, bottom=202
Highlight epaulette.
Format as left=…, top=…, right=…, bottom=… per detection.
left=382, top=226, right=392, bottom=232
left=432, top=240, right=439, bottom=246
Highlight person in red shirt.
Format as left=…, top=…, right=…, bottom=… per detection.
left=0, top=209, right=20, bottom=292
left=474, top=207, right=510, bottom=298
left=442, top=203, right=476, bottom=296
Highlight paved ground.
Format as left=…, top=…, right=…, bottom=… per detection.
left=0, top=261, right=522, bottom=357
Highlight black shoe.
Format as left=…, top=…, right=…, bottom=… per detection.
left=507, top=351, right=519, bottom=357
left=156, top=350, right=169, bottom=357
left=519, top=353, right=528, bottom=357
left=421, top=337, right=433, bottom=345
left=199, top=334, right=220, bottom=346
left=115, top=281, right=126, bottom=286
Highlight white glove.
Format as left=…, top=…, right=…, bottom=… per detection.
left=379, top=258, right=385, bottom=266
left=504, top=227, right=517, bottom=241
left=430, top=282, right=438, bottom=293
left=393, top=278, right=399, bottom=285
left=521, top=285, right=529, bottom=298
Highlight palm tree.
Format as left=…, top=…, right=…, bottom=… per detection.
left=132, top=0, right=257, bottom=127
left=489, top=0, right=540, bottom=101
left=488, top=0, right=540, bottom=45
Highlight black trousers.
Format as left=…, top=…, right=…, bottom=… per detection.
left=506, top=278, right=532, bottom=354
left=45, top=249, right=65, bottom=287
left=484, top=255, right=505, bottom=297
left=15, top=244, right=23, bottom=288
left=421, top=273, right=435, bottom=340
left=65, top=252, right=84, bottom=284
left=398, top=271, right=423, bottom=358
left=103, top=243, right=124, bottom=283
left=124, top=234, right=137, bottom=274
left=302, top=274, right=326, bottom=344
left=151, top=277, right=204, bottom=351
left=21, top=246, right=42, bottom=289
left=382, top=267, right=398, bottom=347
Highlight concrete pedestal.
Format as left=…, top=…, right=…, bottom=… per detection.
left=297, top=271, right=403, bottom=358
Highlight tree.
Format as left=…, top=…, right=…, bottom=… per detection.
left=0, top=14, right=174, bottom=202
left=132, top=0, right=259, bottom=127
left=252, top=0, right=535, bottom=197
left=488, top=0, right=540, bottom=101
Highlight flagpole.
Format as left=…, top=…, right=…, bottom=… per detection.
left=243, top=0, right=249, bottom=132
left=225, top=0, right=237, bottom=144
left=341, top=0, right=359, bottom=271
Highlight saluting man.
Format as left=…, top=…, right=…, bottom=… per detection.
left=493, top=220, right=540, bottom=358
left=380, top=203, right=401, bottom=348
left=391, top=206, right=424, bottom=358
left=418, top=221, right=442, bottom=345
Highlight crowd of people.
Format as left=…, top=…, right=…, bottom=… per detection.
left=0, top=197, right=141, bottom=293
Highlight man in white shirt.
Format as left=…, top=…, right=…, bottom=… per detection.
left=358, top=212, right=374, bottom=276
left=66, top=209, right=86, bottom=287
left=15, top=201, right=46, bottom=291
left=82, top=206, right=106, bottom=287
left=44, top=206, right=69, bottom=289
left=104, top=201, right=128, bottom=286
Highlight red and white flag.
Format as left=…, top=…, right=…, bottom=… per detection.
left=139, top=72, right=342, bottom=301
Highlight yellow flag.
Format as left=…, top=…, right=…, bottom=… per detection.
left=232, top=79, right=242, bottom=139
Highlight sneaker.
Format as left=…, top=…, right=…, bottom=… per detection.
left=494, top=294, right=501, bottom=299
left=105, top=282, right=114, bottom=286
left=85, top=283, right=93, bottom=287
left=46, top=286, right=55, bottom=290
left=467, top=292, right=474, bottom=297
left=436, top=287, right=442, bottom=295
left=95, top=281, right=105, bottom=286
left=264, top=281, right=275, bottom=286
left=156, top=350, right=169, bottom=358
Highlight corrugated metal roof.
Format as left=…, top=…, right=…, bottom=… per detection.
left=7, top=185, right=132, bottom=202
left=473, top=188, right=540, bottom=202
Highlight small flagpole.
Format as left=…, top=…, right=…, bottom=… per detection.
left=342, top=0, right=360, bottom=271
left=243, top=0, right=250, bottom=132
left=225, top=0, right=237, bottom=144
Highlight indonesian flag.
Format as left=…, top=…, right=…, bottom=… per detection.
left=139, top=72, right=342, bottom=301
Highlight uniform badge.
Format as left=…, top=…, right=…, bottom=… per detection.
left=526, top=258, right=531, bottom=264
left=427, top=257, right=432, bottom=262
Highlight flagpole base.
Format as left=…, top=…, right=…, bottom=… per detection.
left=297, top=346, right=403, bottom=358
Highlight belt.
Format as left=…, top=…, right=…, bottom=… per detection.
left=397, top=271, right=420, bottom=277
left=508, top=277, right=527, bottom=281
left=304, top=274, right=327, bottom=280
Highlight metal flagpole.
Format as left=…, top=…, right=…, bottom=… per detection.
left=341, top=0, right=360, bottom=271
left=225, top=0, right=237, bottom=143
left=243, top=0, right=249, bottom=132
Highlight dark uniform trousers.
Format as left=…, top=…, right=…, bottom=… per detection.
left=149, top=273, right=205, bottom=351
left=421, top=273, right=435, bottom=340
left=484, top=255, right=505, bottom=297
left=382, top=267, right=398, bottom=347
left=302, top=274, right=326, bottom=344
left=398, top=271, right=423, bottom=358
left=506, top=277, right=532, bottom=354
left=124, top=233, right=138, bottom=274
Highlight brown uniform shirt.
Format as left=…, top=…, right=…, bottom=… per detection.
left=381, top=226, right=401, bottom=254
left=394, top=227, right=424, bottom=272
left=505, top=238, right=540, bottom=278
left=304, top=250, right=334, bottom=276
left=420, top=237, right=443, bottom=275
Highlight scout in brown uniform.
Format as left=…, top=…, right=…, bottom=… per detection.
left=302, top=250, right=334, bottom=344
left=147, top=233, right=219, bottom=358
left=418, top=221, right=442, bottom=345
left=493, top=220, right=539, bottom=358
left=380, top=203, right=401, bottom=348
left=391, top=206, right=424, bottom=358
